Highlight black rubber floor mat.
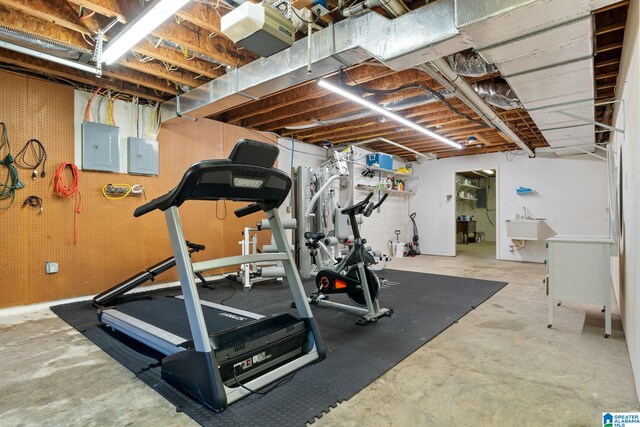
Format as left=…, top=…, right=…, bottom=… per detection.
left=51, top=270, right=506, bottom=426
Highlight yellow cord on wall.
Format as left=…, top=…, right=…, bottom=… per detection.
left=101, top=183, right=144, bottom=200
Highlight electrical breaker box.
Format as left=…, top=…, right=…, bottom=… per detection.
left=128, top=137, right=158, bottom=175
left=82, top=122, right=120, bottom=172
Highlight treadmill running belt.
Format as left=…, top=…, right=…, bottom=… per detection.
left=112, top=297, right=255, bottom=340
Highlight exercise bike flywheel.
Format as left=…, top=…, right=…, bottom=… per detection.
left=345, top=266, right=380, bottom=306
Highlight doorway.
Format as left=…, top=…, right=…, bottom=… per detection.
left=454, top=169, right=497, bottom=259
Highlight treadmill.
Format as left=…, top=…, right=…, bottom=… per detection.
left=97, top=139, right=326, bottom=412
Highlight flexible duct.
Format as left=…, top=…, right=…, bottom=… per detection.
left=429, top=57, right=534, bottom=156
left=473, top=80, right=521, bottom=110
left=447, top=51, right=497, bottom=77
left=0, top=26, right=89, bottom=59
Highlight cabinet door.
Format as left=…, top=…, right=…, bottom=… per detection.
left=549, top=241, right=610, bottom=305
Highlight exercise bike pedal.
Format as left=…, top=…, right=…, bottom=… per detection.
left=356, top=317, right=373, bottom=326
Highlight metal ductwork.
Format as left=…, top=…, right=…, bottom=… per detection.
left=342, top=0, right=408, bottom=18
left=163, top=0, right=620, bottom=154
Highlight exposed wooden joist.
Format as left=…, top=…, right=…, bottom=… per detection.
left=118, top=54, right=205, bottom=89
left=67, top=0, right=253, bottom=67
left=0, top=0, right=91, bottom=35
left=597, top=41, right=624, bottom=53
left=175, top=3, right=227, bottom=39
left=0, top=6, right=177, bottom=94
left=62, top=2, right=225, bottom=80
left=219, top=65, right=405, bottom=125
left=0, top=47, right=166, bottom=102
left=596, top=22, right=626, bottom=35
left=595, top=58, right=621, bottom=68
left=596, top=71, right=619, bottom=80
left=594, top=0, right=629, bottom=13
left=66, top=0, right=125, bottom=22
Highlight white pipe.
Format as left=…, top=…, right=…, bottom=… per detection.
left=429, top=58, right=535, bottom=157
left=351, top=137, right=430, bottom=159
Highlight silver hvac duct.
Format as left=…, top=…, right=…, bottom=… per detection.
left=162, top=0, right=620, bottom=154
left=473, top=80, right=521, bottom=110
left=447, top=51, right=497, bottom=77
left=342, top=0, right=407, bottom=18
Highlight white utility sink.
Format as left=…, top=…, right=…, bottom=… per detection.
left=506, top=219, right=544, bottom=241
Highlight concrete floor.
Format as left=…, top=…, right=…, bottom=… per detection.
left=1, top=243, right=637, bottom=426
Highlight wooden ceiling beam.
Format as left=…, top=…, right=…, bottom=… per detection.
left=219, top=65, right=408, bottom=125
left=63, top=2, right=224, bottom=80
left=298, top=105, right=479, bottom=143
left=596, top=41, right=624, bottom=53
left=0, top=47, right=166, bottom=102
left=175, top=2, right=227, bottom=39
left=596, top=71, right=619, bottom=80
left=0, top=7, right=178, bottom=94
left=0, top=0, right=205, bottom=94
left=66, top=0, right=125, bottom=22
left=596, top=22, right=626, bottom=36
left=118, top=54, right=205, bottom=89
left=594, top=0, right=629, bottom=13
left=0, top=0, right=91, bottom=34
left=261, top=76, right=444, bottom=131
left=595, top=58, right=621, bottom=68
left=71, top=0, right=254, bottom=68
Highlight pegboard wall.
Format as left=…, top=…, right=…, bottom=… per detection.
left=0, top=70, right=275, bottom=308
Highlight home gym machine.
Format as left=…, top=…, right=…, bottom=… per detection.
left=293, top=148, right=389, bottom=278
left=96, top=139, right=326, bottom=411
left=93, top=241, right=209, bottom=308
left=235, top=218, right=296, bottom=291
left=303, top=192, right=393, bottom=325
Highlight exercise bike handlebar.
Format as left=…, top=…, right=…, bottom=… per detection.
left=341, top=192, right=373, bottom=215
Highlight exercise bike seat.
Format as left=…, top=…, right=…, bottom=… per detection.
left=304, top=232, right=325, bottom=241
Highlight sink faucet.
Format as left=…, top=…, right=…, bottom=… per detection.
left=523, top=206, right=527, bottom=219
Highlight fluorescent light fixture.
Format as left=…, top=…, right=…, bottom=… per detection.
left=483, top=169, right=494, bottom=175
left=102, top=0, right=191, bottom=65
left=318, top=79, right=462, bottom=149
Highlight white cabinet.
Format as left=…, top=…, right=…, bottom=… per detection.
left=546, top=235, right=613, bottom=337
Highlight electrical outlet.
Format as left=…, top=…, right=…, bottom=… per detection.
left=45, top=261, right=59, bottom=274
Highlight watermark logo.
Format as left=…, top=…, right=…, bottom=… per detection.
left=603, top=412, right=640, bottom=427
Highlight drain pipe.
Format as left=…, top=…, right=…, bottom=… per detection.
left=428, top=58, right=535, bottom=157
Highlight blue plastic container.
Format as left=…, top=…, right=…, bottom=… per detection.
left=366, top=153, right=393, bottom=170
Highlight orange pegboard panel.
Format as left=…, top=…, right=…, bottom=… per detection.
left=0, top=70, right=282, bottom=308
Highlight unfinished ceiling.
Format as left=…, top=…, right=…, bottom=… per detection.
left=0, top=0, right=629, bottom=158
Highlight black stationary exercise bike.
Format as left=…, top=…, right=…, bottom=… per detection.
left=302, top=192, right=393, bottom=325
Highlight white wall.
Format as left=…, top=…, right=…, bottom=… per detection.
left=610, top=0, right=640, bottom=400
left=412, top=152, right=609, bottom=262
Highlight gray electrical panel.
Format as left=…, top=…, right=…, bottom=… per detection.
left=128, top=137, right=158, bottom=175
left=82, top=122, right=120, bottom=172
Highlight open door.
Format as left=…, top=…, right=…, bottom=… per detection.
left=454, top=169, right=497, bottom=259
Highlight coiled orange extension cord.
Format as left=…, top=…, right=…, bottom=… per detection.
left=52, top=163, right=82, bottom=244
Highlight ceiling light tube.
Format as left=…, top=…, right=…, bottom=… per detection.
left=101, top=0, right=191, bottom=65
left=318, top=79, right=462, bottom=149
left=483, top=169, right=494, bottom=175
